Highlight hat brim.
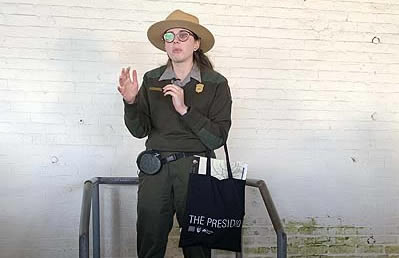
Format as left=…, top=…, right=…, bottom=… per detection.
left=147, top=20, right=215, bottom=53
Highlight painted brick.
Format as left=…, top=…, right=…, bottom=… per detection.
left=1, top=1, right=399, bottom=258
left=386, top=246, right=399, bottom=254
left=357, top=245, right=385, bottom=254
left=8, top=80, right=75, bottom=93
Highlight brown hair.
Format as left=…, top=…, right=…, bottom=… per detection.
left=193, top=48, right=213, bottom=71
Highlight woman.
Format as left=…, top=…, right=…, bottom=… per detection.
left=118, top=10, right=232, bottom=258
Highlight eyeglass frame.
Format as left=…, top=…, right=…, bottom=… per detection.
left=162, top=29, right=199, bottom=43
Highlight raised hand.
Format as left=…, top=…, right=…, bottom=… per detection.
left=118, top=67, right=139, bottom=104
left=163, top=84, right=188, bottom=115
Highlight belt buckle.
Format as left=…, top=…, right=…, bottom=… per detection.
left=165, top=153, right=178, bottom=163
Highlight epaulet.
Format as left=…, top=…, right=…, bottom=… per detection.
left=201, top=69, right=227, bottom=84
left=144, top=65, right=167, bottom=79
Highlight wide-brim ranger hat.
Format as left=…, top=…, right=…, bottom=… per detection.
left=147, top=10, right=215, bottom=53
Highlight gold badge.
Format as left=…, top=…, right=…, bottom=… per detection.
left=195, top=84, right=204, bottom=93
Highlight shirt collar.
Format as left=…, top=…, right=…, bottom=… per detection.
left=159, top=63, right=201, bottom=87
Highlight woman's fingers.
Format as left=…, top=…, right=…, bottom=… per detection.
left=119, top=67, right=132, bottom=86
left=122, top=68, right=128, bottom=80
left=163, top=84, right=187, bottom=115
left=119, top=69, right=126, bottom=85
left=163, top=90, right=177, bottom=98
left=118, top=67, right=139, bottom=104
left=163, top=84, right=182, bottom=94
left=132, top=70, right=138, bottom=85
left=120, top=67, right=131, bottom=81
left=163, top=85, right=184, bottom=102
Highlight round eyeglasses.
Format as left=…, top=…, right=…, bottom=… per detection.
left=163, top=30, right=195, bottom=43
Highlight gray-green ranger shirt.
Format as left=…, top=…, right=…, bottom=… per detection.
left=124, top=65, right=232, bottom=152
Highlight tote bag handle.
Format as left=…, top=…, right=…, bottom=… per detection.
left=206, top=144, right=233, bottom=179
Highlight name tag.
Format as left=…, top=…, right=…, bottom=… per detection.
left=149, top=87, right=162, bottom=92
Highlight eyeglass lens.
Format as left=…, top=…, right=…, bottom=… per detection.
left=163, top=31, right=191, bottom=43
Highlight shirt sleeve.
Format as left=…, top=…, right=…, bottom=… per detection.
left=181, top=78, right=232, bottom=150
left=123, top=76, right=152, bottom=138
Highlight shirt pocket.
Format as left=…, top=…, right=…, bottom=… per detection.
left=185, top=83, right=214, bottom=116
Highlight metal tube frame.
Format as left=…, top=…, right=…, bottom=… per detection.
left=79, top=177, right=286, bottom=258
left=79, top=177, right=139, bottom=258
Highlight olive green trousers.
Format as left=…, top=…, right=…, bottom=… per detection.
left=136, top=154, right=211, bottom=258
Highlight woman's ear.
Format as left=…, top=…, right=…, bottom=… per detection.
left=194, top=40, right=200, bottom=51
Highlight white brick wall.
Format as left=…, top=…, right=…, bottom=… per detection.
left=1, top=0, right=398, bottom=257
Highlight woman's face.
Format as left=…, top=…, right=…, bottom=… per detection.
left=163, top=27, right=200, bottom=65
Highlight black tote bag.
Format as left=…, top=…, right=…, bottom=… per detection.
left=179, top=144, right=246, bottom=252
